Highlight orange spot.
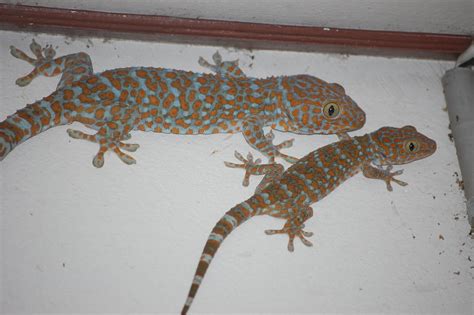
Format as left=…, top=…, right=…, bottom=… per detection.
left=95, top=109, right=105, bottom=120
left=145, top=79, right=157, bottom=91
left=136, top=70, right=149, bottom=78
left=165, top=72, right=177, bottom=79
left=292, top=109, right=299, bottom=118
left=193, top=101, right=202, bottom=111
left=111, top=105, right=121, bottom=115
left=107, top=122, right=118, bottom=129
left=163, top=94, right=175, bottom=108
left=189, top=90, right=196, bottom=102
left=73, top=66, right=86, bottom=74
left=63, top=89, right=74, bottom=100
left=119, top=90, right=129, bottom=102
left=78, top=94, right=95, bottom=104
left=205, top=95, right=215, bottom=104
left=169, top=107, right=179, bottom=117
left=199, top=87, right=210, bottom=94
left=149, top=95, right=159, bottom=105
left=179, top=94, right=189, bottom=111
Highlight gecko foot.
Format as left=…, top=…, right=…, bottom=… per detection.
left=199, top=51, right=245, bottom=79
left=265, top=205, right=314, bottom=252
left=224, top=151, right=263, bottom=187
left=380, top=165, right=408, bottom=191
left=265, top=224, right=314, bottom=252
left=265, top=130, right=298, bottom=164
left=67, top=129, right=140, bottom=168
left=10, top=39, right=57, bottom=87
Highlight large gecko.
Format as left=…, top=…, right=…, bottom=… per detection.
left=0, top=40, right=365, bottom=167
left=181, top=125, right=436, bottom=314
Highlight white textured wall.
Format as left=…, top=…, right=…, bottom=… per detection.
left=4, top=0, right=474, bottom=35
left=0, top=30, right=472, bottom=314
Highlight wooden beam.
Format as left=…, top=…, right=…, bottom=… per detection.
left=0, top=4, right=471, bottom=59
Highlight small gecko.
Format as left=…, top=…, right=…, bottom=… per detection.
left=0, top=40, right=365, bottom=167
left=181, top=125, right=436, bottom=314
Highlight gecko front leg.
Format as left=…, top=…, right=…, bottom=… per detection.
left=10, top=39, right=93, bottom=89
left=242, top=116, right=298, bottom=164
left=224, top=151, right=284, bottom=193
left=339, top=133, right=407, bottom=191
left=362, top=163, right=408, bottom=191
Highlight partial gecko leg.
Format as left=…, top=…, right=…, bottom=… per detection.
left=362, top=163, right=407, bottom=192
left=224, top=151, right=284, bottom=193
left=10, top=39, right=93, bottom=89
left=340, top=133, right=406, bottom=191
left=199, top=51, right=247, bottom=79
left=242, top=116, right=298, bottom=164
left=67, top=105, right=140, bottom=168
left=265, top=203, right=314, bottom=252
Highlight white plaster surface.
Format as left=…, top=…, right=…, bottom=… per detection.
left=0, top=30, right=473, bottom=314
left=4, top=0, right=474, bottom=35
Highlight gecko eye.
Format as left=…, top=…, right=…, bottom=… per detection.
left=404, top=140, right=419, bottom=153
left=323, top=102, right=340, bottom=119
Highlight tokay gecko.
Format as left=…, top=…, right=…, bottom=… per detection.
left=181, top=125, right=436, bottom=314
left=0, top=40, right=365, bottom=167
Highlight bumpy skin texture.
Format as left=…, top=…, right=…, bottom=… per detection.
left=0, top=41, right=365, bottom=167
left=181, top=126, right=436, bottom=314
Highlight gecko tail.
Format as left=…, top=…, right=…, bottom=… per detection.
left=181, top=200, right=258, bottom=315
left=0, top=91, right=73, bottom=161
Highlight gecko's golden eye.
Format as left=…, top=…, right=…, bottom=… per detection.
left=323, top=102, right=340, bottom=119
left=404, top=140, right=419, bottom=153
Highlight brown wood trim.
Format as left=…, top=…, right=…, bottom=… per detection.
left=0, top=4, right=472, bottom=59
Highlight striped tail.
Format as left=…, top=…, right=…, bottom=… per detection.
left=181, top=199, right=261, bottom=315
left=0, top=91, right=72, bottom=161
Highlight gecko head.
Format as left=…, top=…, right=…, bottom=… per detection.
left=278, top=75, right=365, bottom=135
left=371, top=126, right=437, bottom=165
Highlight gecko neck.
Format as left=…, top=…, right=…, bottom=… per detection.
left=365, top=132, right=387, bottom=166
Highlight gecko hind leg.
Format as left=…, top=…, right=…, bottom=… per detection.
left=265, top=204, right=314, bottom=252
left=199, top=51, right=246, bottom=79
left=11, top=39, right=93, bottom=89
left=67, top=128, right=140, bottom=168
left=10, top=39, right=57, bottom=86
